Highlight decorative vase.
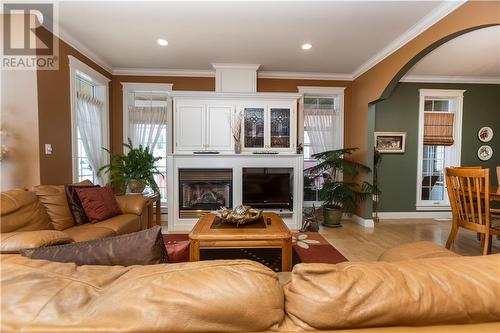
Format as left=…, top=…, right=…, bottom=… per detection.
left=322, top=206, right=343, bottom=227
left=128, top=179, right=146, bottom=193
left=234, top=142, right=242, bottom=154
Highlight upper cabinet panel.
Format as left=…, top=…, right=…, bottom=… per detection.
left=243, top=107, right=265, bottom=149
left=206, top=105, right=234, bottom=151
left=176, top=104, right=205, bottom=151
left=270, top=108, right=291, bottom=149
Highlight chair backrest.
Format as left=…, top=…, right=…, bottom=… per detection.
left=445, top=167, right=490, bottom=233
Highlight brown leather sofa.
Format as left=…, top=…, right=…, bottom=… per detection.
left=1, top=240, right=499, bottom=332
left=0, top=185, right=149, bottom=253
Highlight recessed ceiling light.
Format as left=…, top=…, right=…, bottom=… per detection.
left=157, top=38, right=168, bottom=46
left=301, top=43, right=312, bottom=50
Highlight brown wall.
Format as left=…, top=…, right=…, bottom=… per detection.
left=349, top=0, right=500, bottom=217
left=37, top=35, right=113, bottom=184
left=111, top=76, right=351, bottom=154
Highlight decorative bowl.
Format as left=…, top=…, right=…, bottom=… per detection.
left=214, top=205, right=263, bottom=226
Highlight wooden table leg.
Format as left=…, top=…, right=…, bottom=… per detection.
left=155, top=198, right=161, bottom=226
left=189, top=240, right=200, bottom=262
left=281, top=238, right=292, bottom=272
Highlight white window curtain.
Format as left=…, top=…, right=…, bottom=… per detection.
left=76, top=91, right=106, bottom=185
left=304, top=108, right=342, bottom=155
left=128, top=97, right=170, bottom=150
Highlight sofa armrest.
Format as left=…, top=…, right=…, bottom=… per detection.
left=115, top=195, right=148, bottom=216
left=1, top=230, right=74, bottom=254
left=378, top=241, right=459, bottom=262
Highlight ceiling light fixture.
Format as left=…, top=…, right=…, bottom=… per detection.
left=301, top=43, right=312, bottom=50
left=157, top=38, right=168, bottom=46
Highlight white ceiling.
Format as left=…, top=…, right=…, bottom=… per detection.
left=404, top=26, right=500, bottom=81
left=56, top=1, right=465, bottom=78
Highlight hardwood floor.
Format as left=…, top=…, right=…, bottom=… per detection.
left=319, top=218, right=500, bottom=261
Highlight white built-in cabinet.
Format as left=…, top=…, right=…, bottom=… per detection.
left=175, top=101, right=234, bottom=152
left=173, top=92, right=300, bottom=154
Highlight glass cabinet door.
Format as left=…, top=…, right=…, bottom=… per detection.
left=243, top=108, right=265, bottom=148
left=270, top=108, right=291, bottom=148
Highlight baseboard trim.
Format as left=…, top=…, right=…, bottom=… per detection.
left=344, top=214, right=374, bottom=228
left=375, top=211, right=452, bottom=219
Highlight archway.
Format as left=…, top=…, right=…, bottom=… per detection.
left=372, top=25, right=500, bottom=219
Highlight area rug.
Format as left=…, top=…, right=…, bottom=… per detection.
left=163, top=232, right=347, bottom=272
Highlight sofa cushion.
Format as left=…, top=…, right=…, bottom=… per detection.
left=32, top=185, right=75, bottom=230
left=284, top=254, right=500, bottom=330
left=378, top=241, right=460, bottom=262
left=63, top=225, right=116, bottom=242
left=21, top=227, right=168, bottom=266
left=0, top=257, right=284, bottom=332
left=1, top=230, right=74, bottom=254
left=65, top=184, right=99, bottom=225
left=0, top=189, right=53, bottom=232
left=76, top=187, right=121, bottom=223
left=92, top=214, right=141, bottom=235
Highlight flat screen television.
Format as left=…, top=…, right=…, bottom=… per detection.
left=242, top=170, right=292, bottom=209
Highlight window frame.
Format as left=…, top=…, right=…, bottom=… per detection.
left=298, top=86, right=345, bottom=206
left=416, top=89, right=465, bottom=211
left=122, top=83, right=173, bottom=206
left=68, top=55, right=111, bottom=184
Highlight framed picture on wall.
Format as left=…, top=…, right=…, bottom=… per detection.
left=374, top=132, right=406, bottom=153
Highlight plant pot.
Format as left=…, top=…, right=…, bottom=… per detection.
left=127, top=179, right=146, bottom=193
left=322, top=206, right=343, bottom=227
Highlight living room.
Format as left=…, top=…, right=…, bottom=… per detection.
left=1, top=1, right=500, bottom=332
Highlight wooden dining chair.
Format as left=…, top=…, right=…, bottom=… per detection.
left=445, top=167, right=499, bottom=255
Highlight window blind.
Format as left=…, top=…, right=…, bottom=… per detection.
left=423, top=112, right=454, bottom=146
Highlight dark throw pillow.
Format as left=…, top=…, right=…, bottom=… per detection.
left=75, top=186, right=121, bottom=223
left=65, top=184, right=100, bottom=225
left=20, top=226, right=169, bottom=266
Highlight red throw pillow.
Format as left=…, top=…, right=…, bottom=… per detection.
left=75, top=186, right=122, bottom=223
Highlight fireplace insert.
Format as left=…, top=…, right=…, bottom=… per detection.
left=242, top=168, right=293, bottom=209
left=179, top=169, right=233, bottom=218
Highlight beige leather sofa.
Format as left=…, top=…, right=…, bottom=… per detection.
left=0, top=185, right=149, bottom=253
left=1, top=239, right=499, bottom=332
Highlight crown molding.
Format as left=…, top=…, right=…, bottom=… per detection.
left=258, top=71, right=352, bottom=81
left=56, top=24, right=114, bottom=75
left=401, top=74, right=500, bottom=84
left=351, top=0, right=467, bottom=80
left=113, top=68, right=215, bottom=77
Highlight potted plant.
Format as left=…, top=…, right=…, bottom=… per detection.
left=98, top=139, right=164, bottom=194
left=305, top=148, right=376, bottom=227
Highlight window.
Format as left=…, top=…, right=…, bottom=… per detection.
left=416, top=89, right=464, bottom=210
left=123, top=83, right=173, bottom=204
left=69, top=56, right=110, bottom=185
left=298, top=87, right=345, bottom=205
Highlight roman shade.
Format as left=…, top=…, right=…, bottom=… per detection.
left=424, top=112, right=454, bottom=146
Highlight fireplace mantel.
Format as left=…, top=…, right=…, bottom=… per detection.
left=167, top=154, right=304, bottom=231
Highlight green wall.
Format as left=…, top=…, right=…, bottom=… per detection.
left=375, top=82, right=500, bottom=212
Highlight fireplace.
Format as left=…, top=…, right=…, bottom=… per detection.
left=179, top=169, right=233, bottom=218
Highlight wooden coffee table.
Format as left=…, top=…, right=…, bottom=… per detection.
left=189, top=212, right=293, bottom=271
